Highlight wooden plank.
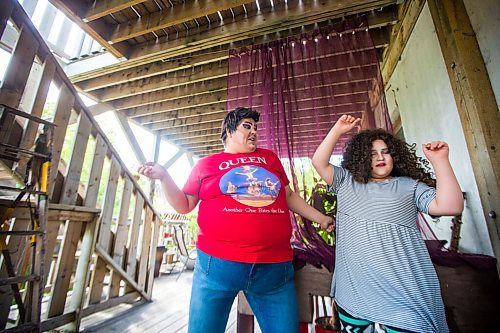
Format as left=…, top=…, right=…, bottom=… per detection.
left=160, top=128, right=220, bottom=141
left=125, top=194, right=143, bottom=293
left=111, top=78, right=227, bottom=110
left=146, top=216, right=160, bottom=297
left=137, top=208, right=153, bottom=290
left=127, top=93, right=227, bottom=118
left=82, top=291, right=142, bottom=317
left=149, top=133, right=161, bottom=202
left=0, top=25, right=39, bottom=146
left=87, top=158, right=120, bottom=304
left=46, top=220, right=84, bottom=318
left=109, top=0, right=255, bottom=43
left=428, top=0, right=500, bottom=270
left=381, top=0, right=426, bottom=84
left=126, top=0, right=394, bottom=60
left=66, top=214, right=99, bottom=332
left=109, top=177, right=133, bottom=298
left=87, top=257, right=107, bottom=305
left=76, top=52, right=228, bottom=91
left=41, top=220, right=62, bottom=291
left=70, top=0, right=396, bottom=82
left=0, top=25, right=38, bottom=108
left=0, top=218, right=31, bottom=327
left=95, top=245, right=150, bottom=300
left=84, top=0, right=148, bottom=22
left=11, top=207, right=98, bottom=222
left=48, top=84, right=75, bottom=198
left=60, top=113, right=92, bottom=205
left=0, top=0, right=14, bottom=38
left=48, top=0, right=129, bottom=59
left=15, top=58, right=56, bottom=176
left=96, top=64, right=227, bottom=102
left=146, top=109, right=225, bottom=130
left=40, top=312, right=75, bottom=332
left=97, top=158, right=120, bottom=252
left=115, top=112, right=146, bottom=164
left=84, top=134, right=107, bottom=208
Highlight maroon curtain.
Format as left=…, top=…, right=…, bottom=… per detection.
left=226, top=17, right=391, bottom=271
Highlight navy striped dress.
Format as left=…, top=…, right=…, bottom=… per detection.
left=329, top=165, right=448, bottom=333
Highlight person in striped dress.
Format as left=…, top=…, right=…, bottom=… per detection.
left=312, top=115, right=464, bottom=333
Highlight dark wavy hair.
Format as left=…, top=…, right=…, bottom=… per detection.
left=341, top=129, right=436, bottom=187
left=220, top=107, right=260, bottom=144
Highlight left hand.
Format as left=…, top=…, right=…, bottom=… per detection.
left=422, top=141, right=449, bottom=163
left=318, top=215, right=335, bottom=233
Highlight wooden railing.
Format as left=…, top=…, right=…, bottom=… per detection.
left=0, top=1, right=164, bottom=331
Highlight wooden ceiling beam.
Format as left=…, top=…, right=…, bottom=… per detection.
left=84, top=1, right=149, bottom=22
left=112, top=78, right=227, bottom=110
left=73, top=22, right=389, bottom=89
left=74, top=50, right=228, bottom=90
left=148, top=112, right=226, bottom=131
left=95, top=63, right=227, bottom=102
left=381, top=0, right=426, bottom=84
left=125, top=0, right=397, bottom=60
left=69, top=0, right=396, bottom=81
left=130, top=97, right=226, bottom=121
left=115, top=65, right=376, bottom=117
left=126, top=104, right=226, bottom=125
left=156, top=123, right=220, bottom=137
left=169, top=136, right=222, bottom=147
left=154, top=105, right=364, bottom=136
left=99, top=59, right=378, bottom=105
left=161, top=128, right=221, bottom=141
left=48, top=0, right=129, bottom=58
left=109, top=0, right=255, bottom=43
left=78, top=39, right=390, bottom=101
left=152, top=105, right=364, bottom=133
left=134, top=91, right=369, bottom=127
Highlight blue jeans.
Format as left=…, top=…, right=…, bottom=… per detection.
left=188, top=249, right=299, bottom=333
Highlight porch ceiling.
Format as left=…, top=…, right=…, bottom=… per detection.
left=49, top=0, right=406, bottom=158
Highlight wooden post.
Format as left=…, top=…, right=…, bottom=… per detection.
left=427, top=0, right=500, bottom=269
left=149, top=133, right=161, bottom=202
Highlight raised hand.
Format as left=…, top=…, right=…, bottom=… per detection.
left=332, top=114, right=361, bottom=135
left=137, top=162, right=168, bottom=180
left=422, top=141, right=450, bottom=164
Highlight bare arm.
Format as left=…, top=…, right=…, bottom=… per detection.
left=285, top=186, right=334, bottom=232
left=423, top=142, right=464, bottom=216
left=312, top=115, right=361, bottom=185
left=138, top=162, right=199, bottom=214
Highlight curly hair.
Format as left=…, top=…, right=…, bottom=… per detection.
left=341, top=129, right=436, bottom=187
left=220, top=107, right=260, bottom=144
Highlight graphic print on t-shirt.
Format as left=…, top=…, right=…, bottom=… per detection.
left=219, top=165, right=282, bottom=207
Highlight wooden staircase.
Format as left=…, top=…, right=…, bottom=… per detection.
left=0, top=1, right=164, bottom=332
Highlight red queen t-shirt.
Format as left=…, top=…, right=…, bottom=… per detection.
left=182, top=148, right=293, bottom=263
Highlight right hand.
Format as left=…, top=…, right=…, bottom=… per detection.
left=137, top=162, right=168, bottom=180
left=332, top=114, right=361, bottom=135
left=318, top=215, right=335, bottom=233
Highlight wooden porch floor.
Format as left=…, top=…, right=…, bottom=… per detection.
left=80, top=264, right=263, bottom=333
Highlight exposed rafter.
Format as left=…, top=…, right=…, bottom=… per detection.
left=50, top=0, right=404, bottom=158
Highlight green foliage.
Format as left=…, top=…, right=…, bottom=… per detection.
left=309, top=182, right=337, bottom=246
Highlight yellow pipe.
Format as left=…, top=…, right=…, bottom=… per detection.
left=40, top=161, right=50, bottom=193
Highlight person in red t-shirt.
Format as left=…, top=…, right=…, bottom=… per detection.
left=138, top=107, right=334, bottom=333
